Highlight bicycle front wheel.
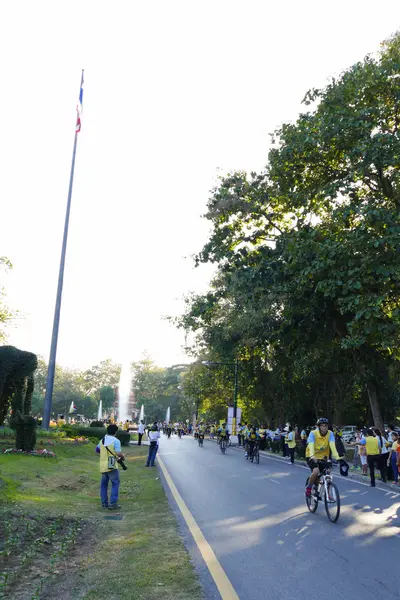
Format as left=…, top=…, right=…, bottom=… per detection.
left=255, top=449, right=260, bottom=464
left=220, top=440, right=226, bottom=454
left=324, top=482, right=340, bottom=523
left=305, top=477, right=318, bottom=513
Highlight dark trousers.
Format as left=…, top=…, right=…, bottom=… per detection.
left=146, top=443, right=158, bottom=466
left=138, top=433, right=143, bottom=445
left=367, top=454, right=386, bottom=486
left=288, top=447, right=295, bottom=464
left=238, top=434, right=242, bottom=446
left=378, top=453, right=387, bottom=482
left=281, top=438, right=287, bottom=457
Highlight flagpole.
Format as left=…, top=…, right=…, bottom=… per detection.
left=42, top=70, right=84, bottom=429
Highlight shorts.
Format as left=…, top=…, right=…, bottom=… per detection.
left=360, top=455, right=367, bottom=466
left=306, top=458, right=328, bottom=472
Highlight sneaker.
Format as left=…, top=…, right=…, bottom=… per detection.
left=305, top=486, right=312, bottom=498
left=101, top=504, right=109, bottom=509
left=108, top=504, right=122, bottom=510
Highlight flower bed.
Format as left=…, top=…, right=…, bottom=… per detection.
left=38, top=436, right=89, bottom=446
left=2, top=448, right=56, bottom=458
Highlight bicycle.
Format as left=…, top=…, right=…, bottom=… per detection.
left=198, top=434, right=204, bottom=447
left=305, top=461, right=340, bottom=523
left=219, top=437, right=227, bottom=454
left=253, top=444, right=260, bottom=464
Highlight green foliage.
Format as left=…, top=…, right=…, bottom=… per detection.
left=176, top=33, right=400, bottom=430
left=131, top=353, right=192, bottom=422
left=72, top=427, right=130, bottom=446
left=32, top=357, right=121, bottom=420
left=0, top=257, right=17, bottom=343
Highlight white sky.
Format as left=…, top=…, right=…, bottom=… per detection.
left=1, top=0, right=399, bottom=369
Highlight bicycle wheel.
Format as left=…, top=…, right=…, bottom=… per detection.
left=220, top=440, right=226, bottom=454
left=250, top=450, right=254, bottom=462
left=305, top=477, right=318, bottom=513
left=255, top=449, right=260, bottom=464
left=324, top=482, right=340, bottom=523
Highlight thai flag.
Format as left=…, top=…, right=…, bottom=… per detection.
left=76, top=70, right=84, bottom=133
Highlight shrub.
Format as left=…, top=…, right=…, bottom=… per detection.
left=0, top=427, right=15, bottom=438
left=36, top=429, right=66, bottom=439
left=75, top=427, right=106, bottom=440
left=90, top=420, right=104, bottom=428
left=73, top=427, right=131, bottom=446
left=116, top=431, right=131, bottom=446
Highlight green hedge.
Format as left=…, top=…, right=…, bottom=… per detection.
left=73, top=427, right=131, bottom=446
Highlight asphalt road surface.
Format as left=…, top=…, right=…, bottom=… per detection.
left=158, top=434, right=400, bottom=600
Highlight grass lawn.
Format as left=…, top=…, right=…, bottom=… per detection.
left=0, top=440, right=202, bottom=600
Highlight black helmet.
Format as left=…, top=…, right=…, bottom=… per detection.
left=317, top=417, right=329, bottom=425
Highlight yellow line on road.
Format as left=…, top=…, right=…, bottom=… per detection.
left=158, top=455, right=240, bottom=600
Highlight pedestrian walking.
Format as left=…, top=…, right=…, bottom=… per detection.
left=138, top=420, right=145, bottom=445
left=373, top=427, right=389, bottom=482
left=360, top=429, right=385, bottom=487
left=96, top=424, right=125, bottom=510
left=146, top=425, right=160, bottom=467
left=287, top=426, right=296, bottom=464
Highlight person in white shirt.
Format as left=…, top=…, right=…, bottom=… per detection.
left=146, top=425, right=161, bottom=467
left=138, top=420, right=145, bottom=446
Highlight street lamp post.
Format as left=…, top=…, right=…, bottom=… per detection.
left=202, top=358, right=239, bottom=443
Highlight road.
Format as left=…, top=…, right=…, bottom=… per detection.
left=158, top=434, right=400, bottom=600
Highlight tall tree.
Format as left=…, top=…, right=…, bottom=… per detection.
left=176, top=33, right=400, bottom=430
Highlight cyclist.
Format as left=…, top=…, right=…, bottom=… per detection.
left=245, top=426, right=259, bottom=459
left=218, top=423, right=230, bottom=448
left=305, top=418, right=342, bottom=498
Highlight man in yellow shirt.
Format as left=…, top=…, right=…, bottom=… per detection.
left=359, top=429, right=385, bottom=487
left=305, top=418, right=341, bottom=498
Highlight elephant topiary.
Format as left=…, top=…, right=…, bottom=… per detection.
left=0, top=345, right=38, bottom=451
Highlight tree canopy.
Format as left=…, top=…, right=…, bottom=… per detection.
left=176, top=33, right=400, bottom=430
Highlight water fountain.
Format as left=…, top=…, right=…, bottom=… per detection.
left=139, top=404, right=145, bottom=423
left=118, top=362, right=132, bottom=422
left=97, top=399, right=103, bottom=421
left=166, top=406, right=170, bottom=423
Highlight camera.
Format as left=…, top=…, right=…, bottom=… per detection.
left=117, top=457, right=128, bottom=471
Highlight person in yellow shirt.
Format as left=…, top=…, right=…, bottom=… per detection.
left=359, top=429, right=385, bottom=487
left=305, top=418, right=341, bottom=498
left=287, top=426, right=296, bottom=464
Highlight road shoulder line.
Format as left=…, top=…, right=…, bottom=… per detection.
left=158, top=455, right=240, bottom=600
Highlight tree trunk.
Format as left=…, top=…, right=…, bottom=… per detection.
left=332, top=376, right=344, bottom=425
left=366, top=381, right=384, bottom=431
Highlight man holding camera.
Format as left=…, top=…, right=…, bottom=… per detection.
left=96, top=424, right=126, bottom=510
